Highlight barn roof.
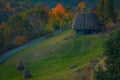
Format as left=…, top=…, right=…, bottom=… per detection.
left=72, top=12, right=102, bottom=30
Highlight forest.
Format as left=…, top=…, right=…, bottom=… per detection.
left=0, top=0, right=120, bottom=56
left=0, top=0, right=120, bottom=55
left=0, top=0, right=74, bottom=55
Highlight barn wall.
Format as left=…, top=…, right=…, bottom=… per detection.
left=72, top=13, right=104, bottom=34
left=74, top=29, right=100, bottom=35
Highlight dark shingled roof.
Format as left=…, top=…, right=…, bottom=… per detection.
left=72, top=13, right=102, bottom=31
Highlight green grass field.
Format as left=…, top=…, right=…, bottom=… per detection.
left=0, top=30, right=106, bottom=80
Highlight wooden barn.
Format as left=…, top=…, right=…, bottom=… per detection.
left=72, top=13, right=104, bottom=34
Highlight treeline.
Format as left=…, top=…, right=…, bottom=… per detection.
left=94, top=0, right=120, bottom=26
left=0, top=0, right=120, bottom=55
left=0, top=0, right=32, bottom=24
left=0, top=2, right=74, bottom=55
left=94, top=0, right=120, bottom=79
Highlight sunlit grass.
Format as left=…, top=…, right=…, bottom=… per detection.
left=0, top=30, right=106, bottom=80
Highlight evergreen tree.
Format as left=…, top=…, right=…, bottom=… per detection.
left=104, top=30, right=120, bottom=80
left=94, top=30, right=120, bottom=80
left=94, top=0, right=115, bottom=25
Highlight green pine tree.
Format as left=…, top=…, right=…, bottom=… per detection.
left=94, top=30, right=120, bottom=80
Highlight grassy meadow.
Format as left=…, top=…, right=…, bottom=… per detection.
left=0, top=30, right=106, bottom=80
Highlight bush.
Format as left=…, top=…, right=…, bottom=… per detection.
left=94, top=29, right=120, bottom=80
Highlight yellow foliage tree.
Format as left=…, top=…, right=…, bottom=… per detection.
left=45, top=18, right=54, bottom=34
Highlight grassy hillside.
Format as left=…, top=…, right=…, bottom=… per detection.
left=0, top=30, right=106, bottom=80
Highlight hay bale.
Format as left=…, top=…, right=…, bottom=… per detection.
left=16, top=61, right=25, bottom=70
left=23, top=69, right=32, bottom=79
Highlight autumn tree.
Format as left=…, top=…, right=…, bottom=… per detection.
left=77, top=2, right=86, bottom=12
left=52, top=3, right=74, bottom=31
left=14, top=36, right=25, bottom=46
left=78, top=2, right=86, bottom=9
left=45, top=18, right=54, bottom=34
left=49, top=14, right=60, bottom=30
left=52, top=3, right=65, bottom=17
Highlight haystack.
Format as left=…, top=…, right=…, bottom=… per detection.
left=16, top=61, right=25, bottom=70
left=23, top=69, right=32, bottom=79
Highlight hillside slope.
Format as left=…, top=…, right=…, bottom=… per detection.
left=0, top=30, right=106, bottom=80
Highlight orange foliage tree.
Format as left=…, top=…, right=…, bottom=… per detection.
left=52, top=3, right=65, bottom=16
left=14, top=36, right=26, bottom=46
left=78, top=2, right=86, bottom=9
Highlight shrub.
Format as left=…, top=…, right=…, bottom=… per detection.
left=94, top=30, right=120, bottom=80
